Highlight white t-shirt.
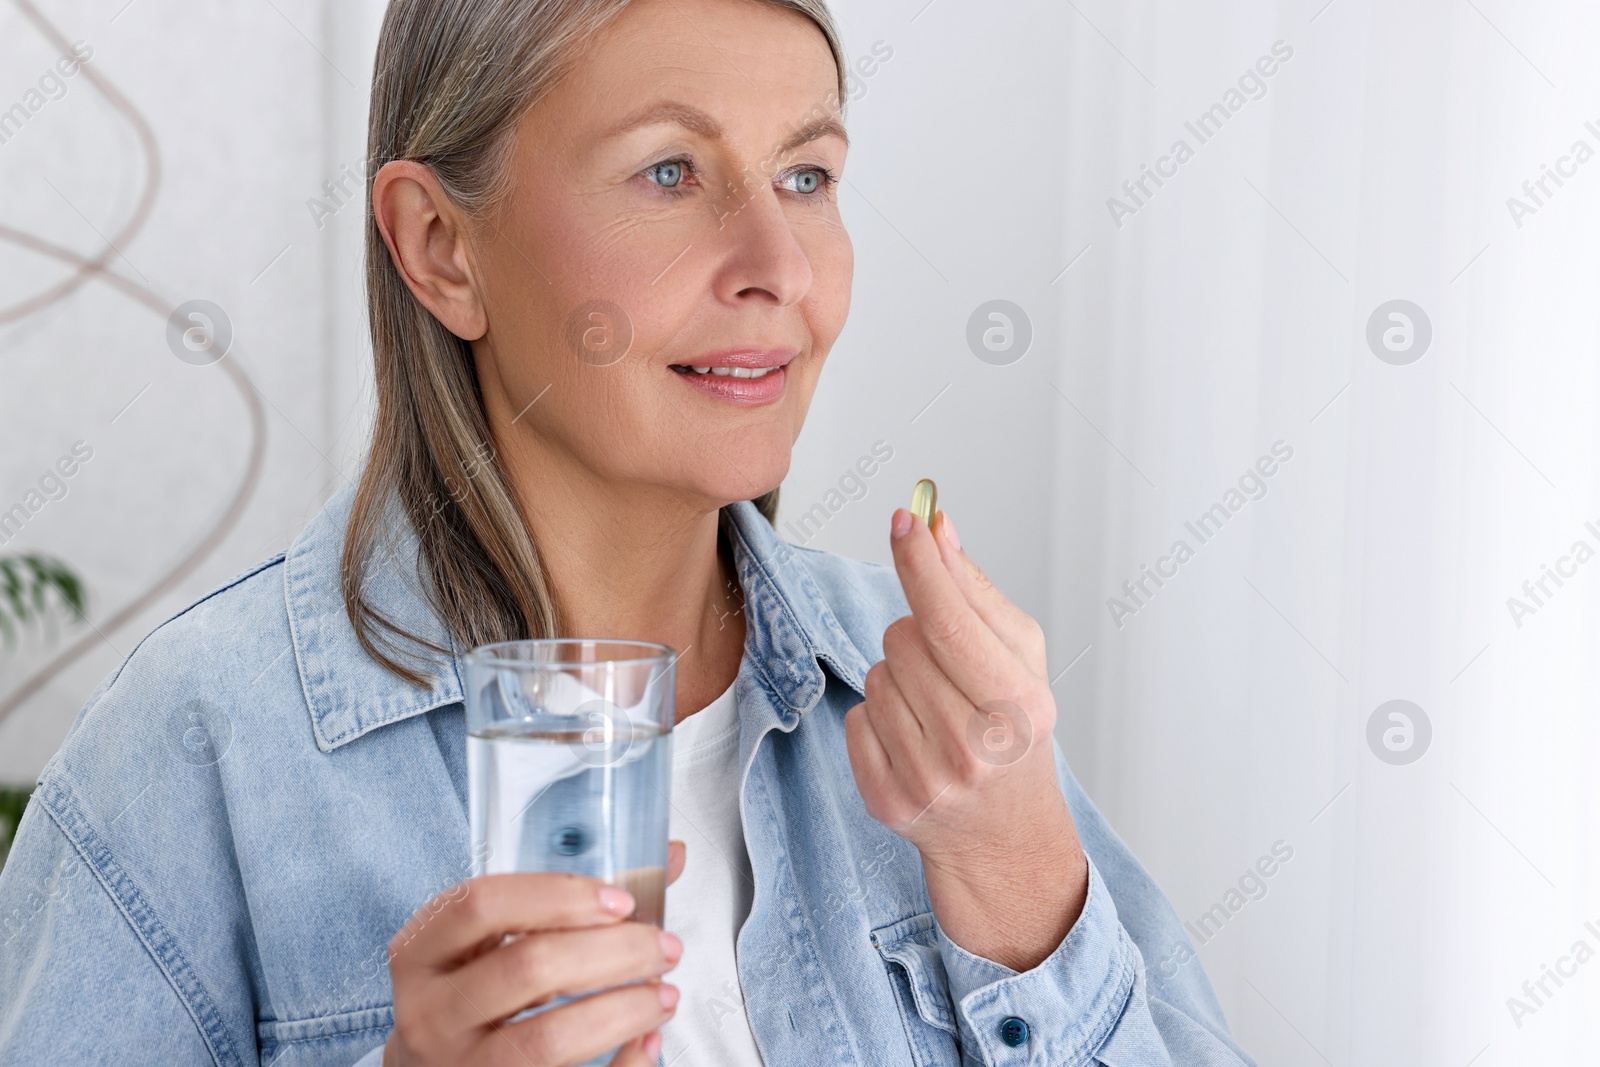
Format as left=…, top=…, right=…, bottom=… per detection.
left=657, top=679, right=765, bottom=1066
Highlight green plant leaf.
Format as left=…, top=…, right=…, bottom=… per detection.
left=0, top=785, right=32, bottom=859
left=0, top=554, right=88, bottom=649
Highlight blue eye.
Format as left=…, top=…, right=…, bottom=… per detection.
left=646, top=161, right=684, bottom=187
left=781, top=167, right=833, bottom=195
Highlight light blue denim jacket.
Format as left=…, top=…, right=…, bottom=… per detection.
left=0, top=487, right=1253, bottom=1066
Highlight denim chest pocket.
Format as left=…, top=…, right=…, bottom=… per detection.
left=871, top=912, right=963, bottom=1065
left=256, top=1005, right=393, bottom=1066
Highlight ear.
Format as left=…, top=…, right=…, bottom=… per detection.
left=370, top=160, right=488, bottom=341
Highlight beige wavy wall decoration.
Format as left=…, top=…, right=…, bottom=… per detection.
left=0, top=0, right=268, bottom=723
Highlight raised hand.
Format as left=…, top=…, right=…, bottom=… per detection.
left=845, top=509, right=1089, bottom=971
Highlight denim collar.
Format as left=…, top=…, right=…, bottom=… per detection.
left=283, top=486, right=874, bottom=752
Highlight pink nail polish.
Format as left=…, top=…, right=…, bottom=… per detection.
left=659, top=930, right=682, bottom=963
left=599, top=886, right=634, bottom=916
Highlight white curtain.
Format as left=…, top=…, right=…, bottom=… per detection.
left=4, top=0, right=1598, bottom=1061
left=800, top=0, right=1600, bottom=1061
left=1043, top=3, right=1600, bottom=1062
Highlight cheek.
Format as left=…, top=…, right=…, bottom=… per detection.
left=555, top=213, right=711, bottom=370
left=549, top=219, right=664, bottom=335
left=480, top=204, right=680, bottom=392
left=800, top=220, right=854, bottom=345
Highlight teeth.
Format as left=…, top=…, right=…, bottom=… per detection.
left=679, top=365, right=778, bottom=378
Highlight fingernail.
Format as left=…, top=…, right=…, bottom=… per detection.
left=645, top=1031, right=663, bottom=1058
left=599, top=886, right=634, bottom=916
left=658, top=982, right=680, bottom=1011
left=891, top=508, right=912, bottom=540
left=938, top=511, right=961, bottom=551
left=659, top=930, right=682, bottom=963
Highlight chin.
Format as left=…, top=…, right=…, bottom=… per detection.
left=688, top=447, right=791, bottom=508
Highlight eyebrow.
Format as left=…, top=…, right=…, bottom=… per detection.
left=778, top=112, right=850, bottom=156
left=604, top=100, right=849, bottom=157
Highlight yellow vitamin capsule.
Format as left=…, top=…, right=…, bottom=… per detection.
left=909, top=478, right=937, bottom=528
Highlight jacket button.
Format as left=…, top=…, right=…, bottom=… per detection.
left=552, top=826, right=587, bottom=855
left=999, top=1016, right=1029, bottom=1047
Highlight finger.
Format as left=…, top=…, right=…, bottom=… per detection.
left=933, top=511, right=1045, bottom=670
left=608, top=1030, right=663, bottom=1067
left=844, top=701, right=895, bottom=796
left=863, top=657, right=933, bottom=769
left=394, top=873, right=635, bottom=972
left=863, top=659, right=954, bottom=802
left=491, top=979, right=679, bottom=1067
left=444, top=921, right=681, bottom=1022
left=879, top=619, right=977, bottom=750
left=666, top=841, right=686, bottom=887
left=884, top=615, right=1049, bottom=766
left=888, top=507, right=1016, bottom=703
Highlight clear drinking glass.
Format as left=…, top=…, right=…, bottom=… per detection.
left=464, top=638, right=676, bottom=1061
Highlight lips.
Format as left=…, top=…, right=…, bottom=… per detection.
left=669, top=347, right=795, bottom=406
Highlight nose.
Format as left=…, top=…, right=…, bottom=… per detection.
left=708, top=178, right=814, bottom=309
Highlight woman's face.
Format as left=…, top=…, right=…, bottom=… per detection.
left=466, top=0, right=852, bottom=510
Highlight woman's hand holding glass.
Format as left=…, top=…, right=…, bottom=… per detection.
left=382, top=842, right=686, bottom=1067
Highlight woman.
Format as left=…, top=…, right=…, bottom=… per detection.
left=0, top=0, right=1254, bottom=1064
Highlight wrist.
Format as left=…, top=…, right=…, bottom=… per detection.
left=916, top=788, right=1077, bottom=888
left=919, top=809, right=1089, bottom=972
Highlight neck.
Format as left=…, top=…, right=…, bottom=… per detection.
left=496, top=438, right=748, bottom=724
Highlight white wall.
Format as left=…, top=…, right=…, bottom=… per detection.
left=0, top=0, right=381, bottom=772
left=3, top=0, right=1599, bottom=1062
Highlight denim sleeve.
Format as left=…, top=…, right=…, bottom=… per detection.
left=0, top=795, right=215, bottom=1063
left=927, top=740, right=1257, bottom=1066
